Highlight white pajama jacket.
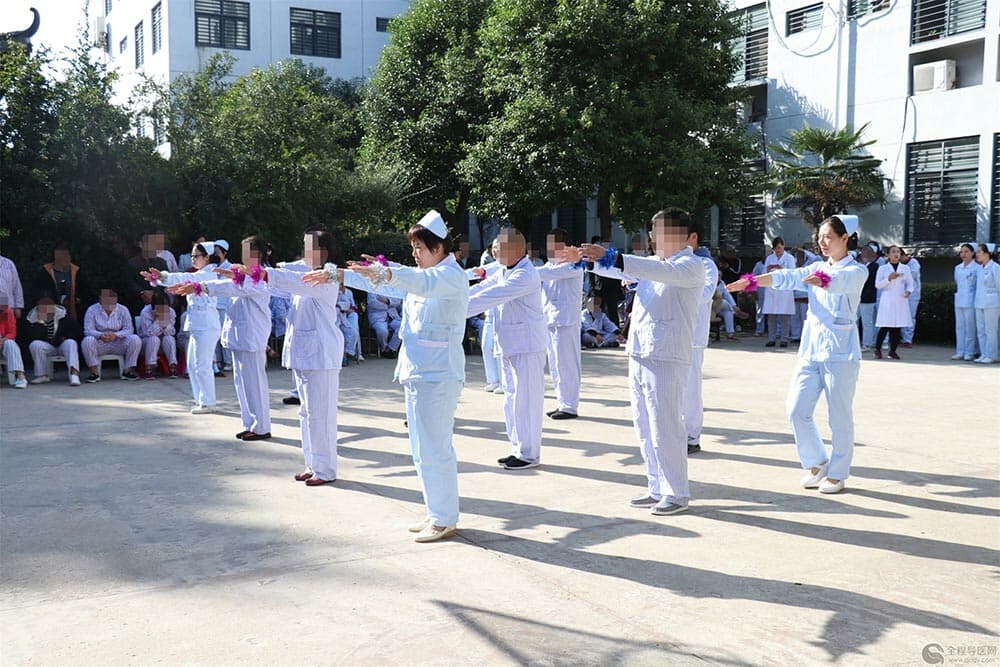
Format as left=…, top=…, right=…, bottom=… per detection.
left=466, top=263, right=503, bottom=386
left=158, top=266, right=221, bottom=407
left=592, top=247, right=704, bottom=506
left=346, top=254, right=469, bottom=526
left=467, top=255, right=547, bottom=463
left=202, top=278, right=273, bottom=435
left=537, top=260, right=585, bottom=414
left=770, top=256, right=868, bottom=481
left=138, top=304, right=178, bottom=366
left=267, top=267, right=344, bottom=481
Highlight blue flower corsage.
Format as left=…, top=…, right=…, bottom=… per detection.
left=598, top=247, right=620, bottom=269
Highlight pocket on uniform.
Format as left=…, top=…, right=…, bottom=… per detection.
left=498, top=322, right=532, bottom=355
left=637, top=319, right=670, bottom=353
left=294, top=329, right=320, bottom=362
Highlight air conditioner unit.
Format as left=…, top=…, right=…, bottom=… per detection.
left=92, top=16, right=108, bottom=48
left=913, top=60, right=956, bottom=94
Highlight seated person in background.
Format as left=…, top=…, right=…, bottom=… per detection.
left=34, top=242, right=88, bottom=321
left=367, top=292, right=402, bottom=357
left=81, top=288, right=142, bottom=382
left=138, top=292, right=179, bottom=379
left=713, top=280, right=740, bottom=340
left=581, top=296, right=624, bottom=348
left=0, top=295, right=28, bottom=388
left=22, top=294, right=83, bottom=386
left=337, top=283, right=362, bottom=363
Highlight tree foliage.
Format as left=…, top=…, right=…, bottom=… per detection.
left=769, top=123, right=891, bottom=236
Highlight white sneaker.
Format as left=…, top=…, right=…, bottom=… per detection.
left=484, top=383, right=499, bottom=392
left=800, top=463, right=829, bottom=489
left=30, top=375, right=51, bottom=384
left=69, top=375, right=81, bottom=387
left=190, top=405, right=217, bottom=414
left=819, top=478, right=845, bottom=494
left=975, top=357, right=994, bottom=364
left=951, top=353, right=965, bottom=360
left=963, top=355, right=976, bottom=361
left=13, top=377, right=27, bottom=389
left=492, top=386, right=504, bottom=394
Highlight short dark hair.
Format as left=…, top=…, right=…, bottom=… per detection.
left=548, top=228, right=570, bottom=244
left=652, top=207, right=694, bottom=230
left=100, top=288, right=118, bottom=297
left=242, top=235, right=268, bottom=256
left=151, top=292, right=168, bottom=307
left=960, top=243, right=975, bottom=253
left=407, top=224, right=451, bottom=254
left=590, top=235, right=603, bottom=244
left=53, top=241, right=70, bottom=253
left=770, top=236, right=785, bottom=248
left=36, top=293, right=55, bottom=305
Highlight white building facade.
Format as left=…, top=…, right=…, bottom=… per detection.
left=90, top=0, right=410, bottom=141
left=723, top=0, right=1000, bottom=257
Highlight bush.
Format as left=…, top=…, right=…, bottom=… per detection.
left=915, top=283, right=955, bottom=344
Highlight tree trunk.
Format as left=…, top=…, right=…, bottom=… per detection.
left=597, top=187, right=612, bottom=242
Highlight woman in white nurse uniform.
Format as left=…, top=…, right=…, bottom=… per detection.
left=762, top=238, right=796, bottom=348
left=873, top=245, right=913, bottom=360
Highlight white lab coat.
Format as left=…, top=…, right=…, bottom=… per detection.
left=593, top=248, right=704, bottom=506
left=468, top=255, right=547, bottom=463
left=770, top=256, right=868, bottom=481
left=874, top=262, right=914, bottom=328
left=267, top=266, right=344, bottom=481
left=762, top=252, right=796, bottom=315
left=537, top=260, right=584, bottom=414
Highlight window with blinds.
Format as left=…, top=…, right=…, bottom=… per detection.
left=786, top=3, right=823, bottom=36
left=290, top=8, right=341, bottom=58
left=105, top=0, right=112, bottom=16
left=991, top=134, right=999, bottom=242
left=907, top=136, right=979, bottom=244
left=731, top=4, right=768, bottom=83
left=719, top=196, right=766, bottom=248
left=195, top=0, right=250, bottom=50
left=134, top=21, right=144, bottom=68
left=911, top=0, right=986, bottom=44
left=847, top=0, right=890, bottom=19
left=152, top=3, right=162, bottom=54
left=376, top=17, right=392, bottom=33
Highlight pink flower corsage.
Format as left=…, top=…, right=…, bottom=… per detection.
left=740, top=273, right=759, bottom=292
left=185, top=281, right=204, bottom=296
left=232, top=270, right=246, bottom=287
left=250, top=265, right=263, bottom=284
left=811, top=270, right=832, bottom=289
left=359, top=255, right=389, bottom=268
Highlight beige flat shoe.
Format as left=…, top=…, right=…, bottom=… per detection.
left=414, top=525, right=456, bottom=543
left=408, top=517, right=431, bottom=533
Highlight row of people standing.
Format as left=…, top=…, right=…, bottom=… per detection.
left=953, top=243, right=1000, bottom=363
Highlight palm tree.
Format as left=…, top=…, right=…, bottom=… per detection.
left=769, top=123, right=892, bottom=239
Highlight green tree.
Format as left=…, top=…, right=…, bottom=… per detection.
left=360, top=0, right=493, bottom=234
left=769, top=123, right=891, bottom=239
left=464, top=0, right=759, bottom=235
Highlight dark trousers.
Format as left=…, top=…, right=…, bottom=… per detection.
left=875, top=327, right=901, bottom=354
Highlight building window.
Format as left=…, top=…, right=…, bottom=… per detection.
left=152, top=3, right=162, bottom=54
left=290, top=8, right=341, bottom=59
left=106, top=25, right=112, bottom=54
left=136, top=117, right=147, bottom=138
left=786, top=3, right=823, bottom=35
left=376, top=17, right=392, bottom=32
left=119, top=36, right=127, bottom=54
left=847, top=0, right=890, bottom=19
left=105, top=0, right=112, bottom=16
left=991, top=134, right=999, bottom=242
left=731, top=4, right=768, bottom=83
left=719, top=196, right=766, bottom=248
left=907, top=136, right=979, bottom=244
left=153, top=117, right=166, bottom=145
left=135, top=21, right=144, bottom=67
left=911, top=0, right=986, bottom=44
left=195, top=0, right=250, bottom=50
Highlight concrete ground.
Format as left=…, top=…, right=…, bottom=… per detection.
left=1, top=339, right=998, bottom=666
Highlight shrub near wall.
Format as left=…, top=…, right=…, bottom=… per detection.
left=915, top=283, right=955, bottom=344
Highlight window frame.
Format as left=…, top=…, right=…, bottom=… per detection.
left=152, top=3, right=162, bottom=54
left=194, top=0, right=251, bottom=51
left=134, top=21, right=145, bottom=68
left=786, top=3, right=824, bottom=36
left=289, top=7, right=342, bottom=59
left=911, top=0, right=987, bottom=45
left=991, top=133, right=999, bottom=242
left=906, top=136, right=980, bottom=245
left=375, top=17, right=392, bottom=33
left=119, top=36, right=127, bottom=55
left=731, top=4, right=769, bottom=83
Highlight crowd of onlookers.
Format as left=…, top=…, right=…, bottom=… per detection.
left=1, top=232, right=998, bottom=390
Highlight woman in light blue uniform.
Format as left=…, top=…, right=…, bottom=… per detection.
left=728, top=215, right=868, bottom=494
left=952, top=243, right=978, bottom=361
left=144, top=242, right=220, bottom=413
left=307, top=211, right=469, bottom=542
left=973, top=244, right=1000, bottom=364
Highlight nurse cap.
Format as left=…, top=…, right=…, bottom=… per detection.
left=214, top=239, right=230, bottom=252
left=831, top=214, right=859, bottom=237
left=199, top=241, right=216, bottom=257
left=417, top=210, right=448, bottom=239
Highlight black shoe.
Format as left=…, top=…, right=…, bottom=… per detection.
left=403, top=420, right=408, bottom=428
left=497, top=455, right=514, bottom=465
left=549, top=411, right=578, bottom=420
left=546, top=409, right=559, bottom=417
left=85, top=373, right=101, bottom=383
left=687, top=443, right=702, bottom=455
left=888, top=351, right=900, bottom=360
left=241, top=432, right=272, bottom=441
left=122, top=370, right=140, bottom=381
left=282, top=396, right=301, bottom=405
left=503, top=457, right=539, bottom=470
left=381, top=349, right=397, bottom=359
left=765, top=341, right=776, bottom=347
left=779, top=341, right=788, bottom=348
left=236, top=431, right=252, bottom=440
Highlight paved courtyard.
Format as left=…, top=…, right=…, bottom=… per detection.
left=1, top=341, right=998, bottom=666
